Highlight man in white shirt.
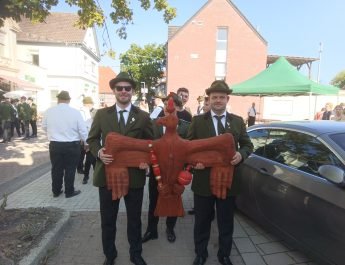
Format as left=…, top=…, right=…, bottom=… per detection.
left=42, top=90, right=88, bottom=198
left=247, top=102, right=257, bottom=127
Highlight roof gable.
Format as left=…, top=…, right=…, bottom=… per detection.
left=17, top=13, right=87, bottom=44
left=168, top=0, right=266, bottom=44
left=99, top=66, right=116, bottom=94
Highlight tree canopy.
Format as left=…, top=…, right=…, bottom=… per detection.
left=0, top=0, right=176, bottom=39
left=120, top=43, right=166, bottom=99
left=331, top=70, right=345, bottom=90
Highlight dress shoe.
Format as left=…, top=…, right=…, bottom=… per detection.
left=218, top=256, right=233, bottom=265
left=103, top=258, right=115, bottom=265
left=188, top=208, right=195, bottom=215
left=166, top=228, right=176, bottom=243
left=193, top=255, right=206, bottom=265
left=82, top=177, right=88, bottom=184
left=130, top=255, right=147, bottom=265
left=53, top=190, right=63, bottom=197
left=142, top=230, right=158, bottom=243
left=65, top=190, right=81, bottom=198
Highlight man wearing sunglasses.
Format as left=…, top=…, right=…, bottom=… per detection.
left=87, top=72, right=154, bottom=265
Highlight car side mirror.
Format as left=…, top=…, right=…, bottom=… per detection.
left=318, top=165, right=345, bottom=186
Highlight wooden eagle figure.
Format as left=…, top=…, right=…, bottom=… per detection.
left=104, top=97, right=236, bottom=217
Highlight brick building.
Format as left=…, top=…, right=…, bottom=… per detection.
left=167, top=0, right=267, bottom=117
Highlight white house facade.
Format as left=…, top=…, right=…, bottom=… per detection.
left=16, top=13, right=100, bottom=112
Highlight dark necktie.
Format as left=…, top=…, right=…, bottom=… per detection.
left=215, top=115, right=225, bottom=135
left=118, top=110, right=127, bottom=134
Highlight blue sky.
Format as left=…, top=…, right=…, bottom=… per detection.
left=53, top=0, right=344, bottom=84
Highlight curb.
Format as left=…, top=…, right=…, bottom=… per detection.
left=19, top=210, right=71, bottom=265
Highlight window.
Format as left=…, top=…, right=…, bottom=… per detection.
left=215, top=27, right=228, bottom=80
left=32, top=54, right=39, bottom=66
left=262, top=129, right=344, bottom=177
left=248, top=129, right=269, bottom=156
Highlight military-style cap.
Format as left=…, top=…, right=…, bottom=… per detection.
left=205, top=80, right=232, bottom=95
left=109, top=72, right=136, bottom=90
left=56, top=90, right=71, bottom=100
left=82, top=96, right=93, bottom=104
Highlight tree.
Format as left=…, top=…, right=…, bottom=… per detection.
left=120, top=43, right=166, bottom=99
left=331, top=70, right=345, bottom=90
left=0, top=0, right=176, bottom=39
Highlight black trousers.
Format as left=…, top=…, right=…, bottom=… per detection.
left=248, top=116, right=256, bottom=127
left=146, top=175, right=177, bottom=233
left=49, top=141, right=80, bottom=195
left=30, top=119, right=37, bottom=136
left=194, top=194, right=236, bottom=259
left=99, top=187, right=144, bottom=260
left=84, top=151, right=96, bottom=178
left=77, top=145, right=86, bottom=171
left=11, top=118, right=21, bottom=137
left=23, top=120, right=30, bottom=137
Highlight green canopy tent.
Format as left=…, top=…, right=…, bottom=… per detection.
left=232, top=57, right=339, bottom=96
left=231, top=57, right=339, bottom=120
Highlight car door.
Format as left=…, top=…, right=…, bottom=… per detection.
left=252, top=129, right=345, bottom=264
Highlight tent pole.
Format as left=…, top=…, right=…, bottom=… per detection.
left=309, top=92, right=312, bottom=120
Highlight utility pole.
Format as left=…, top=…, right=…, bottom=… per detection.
left=317, top=42, right=323, bottom=83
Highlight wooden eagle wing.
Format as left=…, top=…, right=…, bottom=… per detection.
left=185, top=133, right=237, bottom=199
left=185, top=133, right=236, bottom=167
left=104, top=132, right=151, bottom=200
left=104, top=132, right=151, bottom=167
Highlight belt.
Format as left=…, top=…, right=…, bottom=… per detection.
left=50, top=141, right=80, bottom=144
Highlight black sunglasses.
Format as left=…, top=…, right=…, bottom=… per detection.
left=114, top=85, right=132, bottom=92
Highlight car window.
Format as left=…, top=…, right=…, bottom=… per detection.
left=263, top=129, right=343, bottom=177
left=329, top=133, right=345, bottom=152
left=248, top=129, right=269, bottom=156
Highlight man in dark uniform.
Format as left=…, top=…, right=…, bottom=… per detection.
left=87, top=72, right=153, bottom=265
left=187, top=80, right=253, bottom=265
left=142, top=93, right=190, bottom=244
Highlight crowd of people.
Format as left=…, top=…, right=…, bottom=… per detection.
left=314, top=102, right=345, bottom=121
left=0, top=95, right=37, bottom=143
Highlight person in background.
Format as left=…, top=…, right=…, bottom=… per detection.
left=177, top=87, right=192, bottom=117
left=27, top=97, right=37, bottom=137
left=87, top=72, right=153, bottom=265
left=42, top=90, right=88, bottom=198
left=196, top=96, right=205, bottom=115
left=247, top=102, right=257, bottom=127
left=142, top=93, right=190, bottom=244
left=150, top=94, right=165, bottom=120
left=18, top=96, right=32, bottom=140
left=202, top=96, right=210, bottom=113
left=314, top=107, right=325, bottom=120
left=80, top=96, right=97, bottom=184
left=10, top=99, right=21, bottom=138
left=187, top=80, right=253, bottom=265
left=0, top=97, right=14, bottom=143
left=322, top=102, right=333, bottom=120
left=331, top=105, right=345, bottom=121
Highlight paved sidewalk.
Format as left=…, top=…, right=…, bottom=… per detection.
left=4, top=171, right=318, bottom=265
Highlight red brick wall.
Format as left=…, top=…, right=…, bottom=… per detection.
left=167, top=0, right=267, bottom=118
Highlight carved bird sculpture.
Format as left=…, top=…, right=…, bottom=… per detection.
left=104, top=96, right=236, bottom=217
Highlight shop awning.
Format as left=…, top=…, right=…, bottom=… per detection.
left=0, top=75, right=43, bottom=91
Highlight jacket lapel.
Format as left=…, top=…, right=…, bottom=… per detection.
left=108, top=104, right=120, bottom=132
left=204, top=111, right=217, bottom=137
left=124, top=105, right=140, bottom=134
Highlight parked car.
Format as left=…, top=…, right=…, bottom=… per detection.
left=236, top=121, right=345, bottom=265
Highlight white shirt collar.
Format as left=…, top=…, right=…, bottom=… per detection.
left=116, top=104, right=132, bottom=113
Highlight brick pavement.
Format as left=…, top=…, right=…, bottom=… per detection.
left=4, top=172, right=318, bottom=265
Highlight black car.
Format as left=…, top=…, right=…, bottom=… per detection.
left=236, top=121, right=345, bottom=265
